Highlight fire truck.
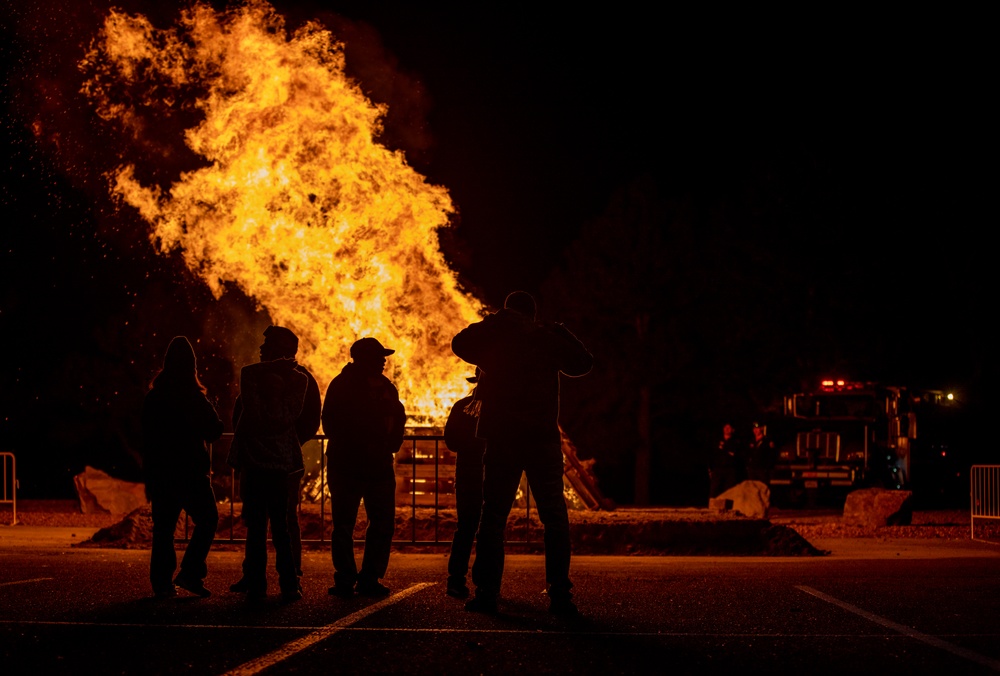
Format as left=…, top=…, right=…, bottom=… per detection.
left=770, top=379, right=963, bottom=504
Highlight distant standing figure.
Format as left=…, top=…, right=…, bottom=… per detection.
left=230, top=326, right=320, bottom=593
left=322, top=337, right=406, bottom=598
left=141, top=336, right=223, bottom=599
left=746, top=421, right=777, bottom=485
left=710, top=422, right=743, bottom=497
left=444, top=369, right=487, bottom=599
left=228, top=337, right=308, bottom=602
left=452, top=291, right=593, bottom=616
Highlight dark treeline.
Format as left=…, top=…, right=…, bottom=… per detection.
left=541, top=165, right=988, bottom=506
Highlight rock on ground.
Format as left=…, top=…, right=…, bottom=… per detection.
left=82, top=506, right=154, bottom=548
left=843, top=487, right=913, bottom=527
left=74, top=467, right=148, bottom=515
left=717, top=480, right=771, bottom=519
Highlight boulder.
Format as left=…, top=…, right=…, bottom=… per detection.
left=842, top=487, right=912, bottom=527
left=717, top=480, right=771, bottom=519
left=73, top=466, right=148, bottom=514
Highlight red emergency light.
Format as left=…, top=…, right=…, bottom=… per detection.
left=819, top=379, right=863, bottom=391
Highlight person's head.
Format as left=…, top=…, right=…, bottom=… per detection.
left=260, top=325, right=298, bottom=362
left=722, top=423, right=734, bottom=439
left=350, top=337, right=394, bottom=374
left=503, top=291, right=536, bottom=321
left=153, top=336, right=206, bottom=393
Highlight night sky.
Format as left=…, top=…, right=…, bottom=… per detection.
left=1, top=2, right=990, bottom=502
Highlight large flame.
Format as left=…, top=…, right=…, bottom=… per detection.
left=81, top=1, right=483, bottom=424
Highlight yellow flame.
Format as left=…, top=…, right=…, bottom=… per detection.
left=82, top=1, right=482, bottom=425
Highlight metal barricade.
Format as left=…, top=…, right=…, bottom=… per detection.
left=205, top=433, right=537, bottom=547
left=1, top=452, right=16, bottom=525
left=970, top=465, right=1000, bottom=542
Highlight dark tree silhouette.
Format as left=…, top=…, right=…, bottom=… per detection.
left=541, top=176, right=801, bottom=505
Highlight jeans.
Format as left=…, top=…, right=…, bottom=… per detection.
left=329, top=470, right=396, bottom=588
left=149, top=474, right=218, bottom=593
left=472, top=434, right=572, bottom=600
left=240, top=467, right=297, bottom=593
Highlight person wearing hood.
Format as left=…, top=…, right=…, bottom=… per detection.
left=451, top=291, right=593, bottom=616
left=228, top=326, right=309, bottom=602
left=141, top=336, right=224, bottom=599
left=322, top=337, right=406, bottom=599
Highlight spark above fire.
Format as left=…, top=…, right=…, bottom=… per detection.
left=80, top=0, right=483, bottom=425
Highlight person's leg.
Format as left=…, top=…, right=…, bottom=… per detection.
left=265, top=472, right=297, bottom=596
left=239, top=469, right=269, bottom=595
left=330, top=474, right=362, bottom=591
left=286, top=469, right=304, bottom=577
left=357, top=472, right=396, bottom=594
left=470, top=438, right=523, bottom=604
left=447, top=447, right=484, bottom=593
left=150, top=491, right=182, bottom=596
left=177, top=475, right=218, bottom=587
left=525, top=439, right=573, bottom=605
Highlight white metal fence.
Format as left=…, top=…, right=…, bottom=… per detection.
left=970, top=465, right=999, bottom=542
left=1, top=452, right=15, bottom=525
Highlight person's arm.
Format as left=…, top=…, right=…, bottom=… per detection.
left=232, top=394, right=243, bottom=431
left=451, top=316, right=495, bottom=365
left=296, top=371, right=322, bottom=443
left=552, top=323, right=594, bottom=377
left=321, top=376, right=351, bottom=450
left=198, top=394, right=225, bottom=443
left=443, top=398, right=467, bottom=453
left=387, top=385, right=406, bottom=454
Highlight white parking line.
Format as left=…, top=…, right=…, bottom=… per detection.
left=3, top=619, right=999, bottom=640
left=0, top=621, right=914, bottom=635
left=0, top=620, right=318, bottom=630
left=221, top=582, right=435, bottom=676
left=797, top=585, right=1000, bottom=672
left=0, top=577, right=53, bottom=587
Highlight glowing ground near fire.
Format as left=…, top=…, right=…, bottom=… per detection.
left=79, top=0, right=482, bottom=425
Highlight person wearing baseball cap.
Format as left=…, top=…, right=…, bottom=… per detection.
left=322, top=337, right=406, bottom=598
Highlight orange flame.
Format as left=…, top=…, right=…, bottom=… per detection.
left=81, top=1, right=483, bottom=425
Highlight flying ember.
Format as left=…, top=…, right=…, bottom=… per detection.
left=80, top=1, right=483, bottom=425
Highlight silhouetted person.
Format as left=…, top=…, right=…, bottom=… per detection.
left=230, top=326, right=320, bottom=593
left=445, top=368, right=487, bottom=599
left=141, top=336, right=223, bottom=599
left=746, top=421, right=777, bottom=485
left=710, top=422, right=743, bottom=497
left=228, top=333, right=308, bottom=602
left=322, top=337, right=406, bottom=598
left=452, top=291, right=593, bottom=615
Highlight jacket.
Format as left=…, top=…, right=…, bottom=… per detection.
left=232, top=361, right=321, bottom=446
left=229, top=359, right=308, bottom=474
left=321, top=361, right=406, bottom=477
left=451, top=309, right=593, bottom=439
left=141, top=385, right=224, bottom=495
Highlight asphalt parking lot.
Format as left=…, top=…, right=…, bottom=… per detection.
left=2, top=528, right=999, bottom=674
